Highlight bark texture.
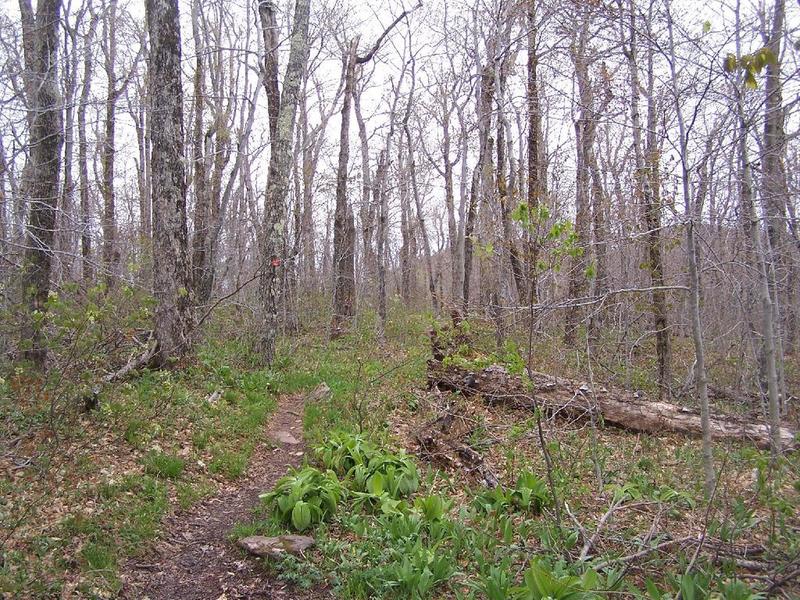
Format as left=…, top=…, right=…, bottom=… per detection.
left=18, top=0, right=64, bottom=367
left=146, top=0, right=193, bottom=365
left=331, top=41, right=358, bottom=336
left=427, top=362, right=797, bottom=451
left=258, top=0, right=311, bottom=363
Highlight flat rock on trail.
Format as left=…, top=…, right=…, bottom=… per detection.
left=121, top=393, right=329, bottom=600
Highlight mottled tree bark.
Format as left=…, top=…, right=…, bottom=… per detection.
left=258, top=0, right=311, bottom=363
left=496, top=50, right=524, bottom=306
left=78, top=8, right=98, bottom=282
left=100, top=0, right=120, bottom=284
left=760, top=0, right=790, bottom=410
left=526, top=0, right=543, bottom=302
left=758, top=0, right=788, bottom=452
left=146, top=0, right=193, bottom=365
left=258, top=0, right=280, bottom=149
left=565, top=12, right=591, bottom=346
left=463, top=64, right=494, bottom=313
left=18, top=0, right=64, bottom=368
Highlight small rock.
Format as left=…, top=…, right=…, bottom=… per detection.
left=273, top=431, right=300, bottom=445
left=238, top=535, right=315, bottom=558
left=305, top=382, right=331, bottom=403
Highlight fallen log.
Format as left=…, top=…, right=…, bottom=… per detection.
left=414, top=389, right=499, bottom=487
left=428, top=361, right=797, bottom=451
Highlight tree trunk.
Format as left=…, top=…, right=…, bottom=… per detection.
left=621, top=0, right=670, bottom=398
left=399, top=55, right=437, bottom=314
left=375, top=150, right=388, bottom=336
left=331, top=40, right=358, bottom=336
left=100, top=0, right=120, bottom=284
left=258, top=0, right=280, bottom=149
left=258, top=0, right=311, bottom=363
left=760, top=0, right=789, bottom=418
left=665, top=1, right=714, bottom=495
left=463, top=64, right=494, bottom=313
left=18, top=0, right=64, bottom=368
left=58, top=7, right=82, bottom=280
left=146, top=0, right=193, bottom=365
left=354, top=85, right=375, bottom=290
left=441, top=106, right=459, bottom=305
left=526, top=0, right=543, bottom=302
left=565, top=13, right=592, bottom=346
left=190, top=0, right=211, bottom=304
left=496, top=54, right=524, bottom=306
left=78, top=9, right=97, bottom=283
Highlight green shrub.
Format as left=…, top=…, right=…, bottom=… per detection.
left=259, top=466, right=344, bottom=531
left=512, top=559, right=606, bottom=599
left=475, top=471, right=549, bottom=515
left=316, top=431, right=379, bottom=474
left=316, top=431, right=420, bottom=499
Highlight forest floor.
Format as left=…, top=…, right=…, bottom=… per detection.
left=119, top=392, right=328, bottom=600
left=2, top=307, right=799, bottom=599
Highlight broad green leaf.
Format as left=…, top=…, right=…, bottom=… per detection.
left=291, top=500, right=312, bottom=531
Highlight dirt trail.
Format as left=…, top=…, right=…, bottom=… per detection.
left=120, top=393, right=329, bottom=600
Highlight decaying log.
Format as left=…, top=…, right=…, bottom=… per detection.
left=428, top=361, right=797, bottom=451
left=414, top=390, right=499, bottom=487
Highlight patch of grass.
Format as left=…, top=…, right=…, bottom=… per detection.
left=229, top=518, right=283, bottom=541
left=123, top=418, right=150, bottom=447
left=106, top=474, right=169, bottom=553
left=175, top=479, right=215, bottom=510
left=80, top=542, right=116, bottom=573
left=192, top=427, right=212, bottom=450
left=142, top=451, right=185, bottom=479
left=209, top=444, right=251, bottom=479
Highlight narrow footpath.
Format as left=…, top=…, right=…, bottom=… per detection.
left=121, top=393, right=329, bottom=600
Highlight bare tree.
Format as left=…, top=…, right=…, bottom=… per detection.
left=258, top=0, right=312, bottom=364
left=403, top=53, right=439, bottom=315
left=18, top=0, right=64, bottom=367
left=146, top=0, right=193, bottom=365
left=619, top=0, right=671, bottom=398
left=77, top=5, right=98, bottom=282
left=331, top=4, right=418, bottom=335
left=664, top=0, right=714, bottom=495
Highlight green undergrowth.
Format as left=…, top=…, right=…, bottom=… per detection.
left=3, top=297, right=798, bottom=598
left=242, top=428, right=784, bottom=599
left=236, top=315, right=798, bottom=599
left=272, top=309, right=430, bottom=443
left=0, top=303, right=287, bottom=597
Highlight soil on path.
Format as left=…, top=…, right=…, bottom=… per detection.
left=120, top=393, right=329, bottom=600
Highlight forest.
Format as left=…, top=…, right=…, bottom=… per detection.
left=1, top=0, right=799, bottom=597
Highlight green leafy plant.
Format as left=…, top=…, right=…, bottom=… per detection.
left=664, top=571, right=712, bottom=600
left=512, top=560, right=602, bottom=599
left=717, top=579, right=765, bottom=600
left=414, top=495, right=450, bottom=522
left=141, top=451, right=185, bottom=479
left=381, top=540, right=457, bottom=598
left=474, top=472, right=549, bottom=515
left=259, top=466, right=344, bottom=531
left=472, top=558, right=514, bottom=600
left=316, top=431, right=420, bottom=499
